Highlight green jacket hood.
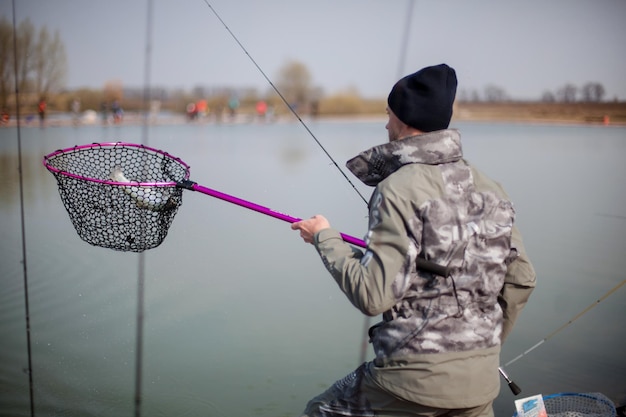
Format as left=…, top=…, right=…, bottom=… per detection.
left=346, top=129, right=463, bottom=186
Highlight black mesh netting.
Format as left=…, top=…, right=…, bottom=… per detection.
left=44, top=143, right=190, bottom=252
left=514, top=392, right=616, bottom=417
left=543, top=393, right=616, bottom=417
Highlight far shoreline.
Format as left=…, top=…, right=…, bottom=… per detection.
left=2, top=102, right=625, bottom=128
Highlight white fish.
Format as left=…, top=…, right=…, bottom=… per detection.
left=109, top=166, right=171, bottom=211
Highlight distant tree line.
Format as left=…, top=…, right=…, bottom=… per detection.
left=541, top=82, right=605, bottom=103
left=0, top=16, right=618, bottom=118
left=457, top=81, right=608, bottom=104
left=0, top=16, right=67, bottom=109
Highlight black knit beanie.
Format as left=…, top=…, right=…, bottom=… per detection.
left=387, top=63, right=457, bottom=132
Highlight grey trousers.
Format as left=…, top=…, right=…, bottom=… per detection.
left=301, top=363, right=494, bottom=417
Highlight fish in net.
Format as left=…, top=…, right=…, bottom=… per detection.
left=43, top=142, right=189, bottom=252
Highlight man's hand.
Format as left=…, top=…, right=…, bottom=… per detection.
left=291, top=215, right=331, bottom=244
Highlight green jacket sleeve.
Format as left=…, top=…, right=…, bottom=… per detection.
left=313, top=186, right=411, bottom=316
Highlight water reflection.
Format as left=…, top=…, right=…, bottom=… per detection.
left=0, top=121, right=625, bottom=416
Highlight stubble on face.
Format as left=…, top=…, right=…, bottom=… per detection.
left=385, top=106, right=424, bottom=142
left=385, top=107, right=402, bottom=142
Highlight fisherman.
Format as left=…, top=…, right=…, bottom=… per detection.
left=291, top=64, right=536, bottom=417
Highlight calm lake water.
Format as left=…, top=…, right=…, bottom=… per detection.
left=1, top=118, right=625, bottom=417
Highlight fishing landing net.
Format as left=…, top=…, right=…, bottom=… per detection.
left=43, top=142, right=190, bottom=252
left=43, top=142, right=449, bottom=276
left=542, top=393, right=617, bottom=417
left=514, top=392, right=617, bottom=417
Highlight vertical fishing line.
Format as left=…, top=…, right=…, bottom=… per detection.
left=134, top=1, right=154, bottom=416
left=396, top=0, right=415, bottom=79
left=202, top=0, right=368, bottom=206
left=12, top=0, right=35, bottom=415
left=134, top=257, right=146, bottom=417
left=133, top=257, right=146, bottom=417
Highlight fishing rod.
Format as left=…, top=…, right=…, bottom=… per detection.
left=202, top=1, right=368, bottom=206
left=12, top=0, right=35, bottom=415
left=496, top=278, right=625, bottom=399
left=498, top=278, right=625, bottom=398
left=503, top=279, right=626, bottom=368
left=133, top=1, right=155, bottom=416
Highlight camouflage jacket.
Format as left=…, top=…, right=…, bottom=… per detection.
left=313, top=129, right=536, bottom=407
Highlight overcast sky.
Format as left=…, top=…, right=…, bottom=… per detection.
left=4, top=0, right=626, bottom=100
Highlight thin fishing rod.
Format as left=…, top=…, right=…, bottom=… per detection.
left=134, top=1, right=155, bottom=416
left=498, top=279, right=625, bottom=395
left=396, top=0, right=415, bottom=79
left=503, top=279, right=626, bottom=368
left=202, top=1, right=368, bottom=206
left=133, top=257, right=146, bottom=417
left=12, top=0, right=35, bottom=415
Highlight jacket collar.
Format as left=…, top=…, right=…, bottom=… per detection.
left=346, top=129, right=463, bottom=186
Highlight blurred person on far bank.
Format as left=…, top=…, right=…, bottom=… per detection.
left=71, top=98, right=81, bottom=126
left=38, top=97, right=46, bottom=127
left=1, top=108, right=9, bottom=126
left=291, top=63, right=536, bottom=417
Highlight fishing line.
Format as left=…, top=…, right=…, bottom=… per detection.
left=503, top=279, right=625, bottom=368
left=12, top=0, right=35, bottom=414
left=202, top=0, right=368, bottom=206
left=395, top=0, right=415, bottom=79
